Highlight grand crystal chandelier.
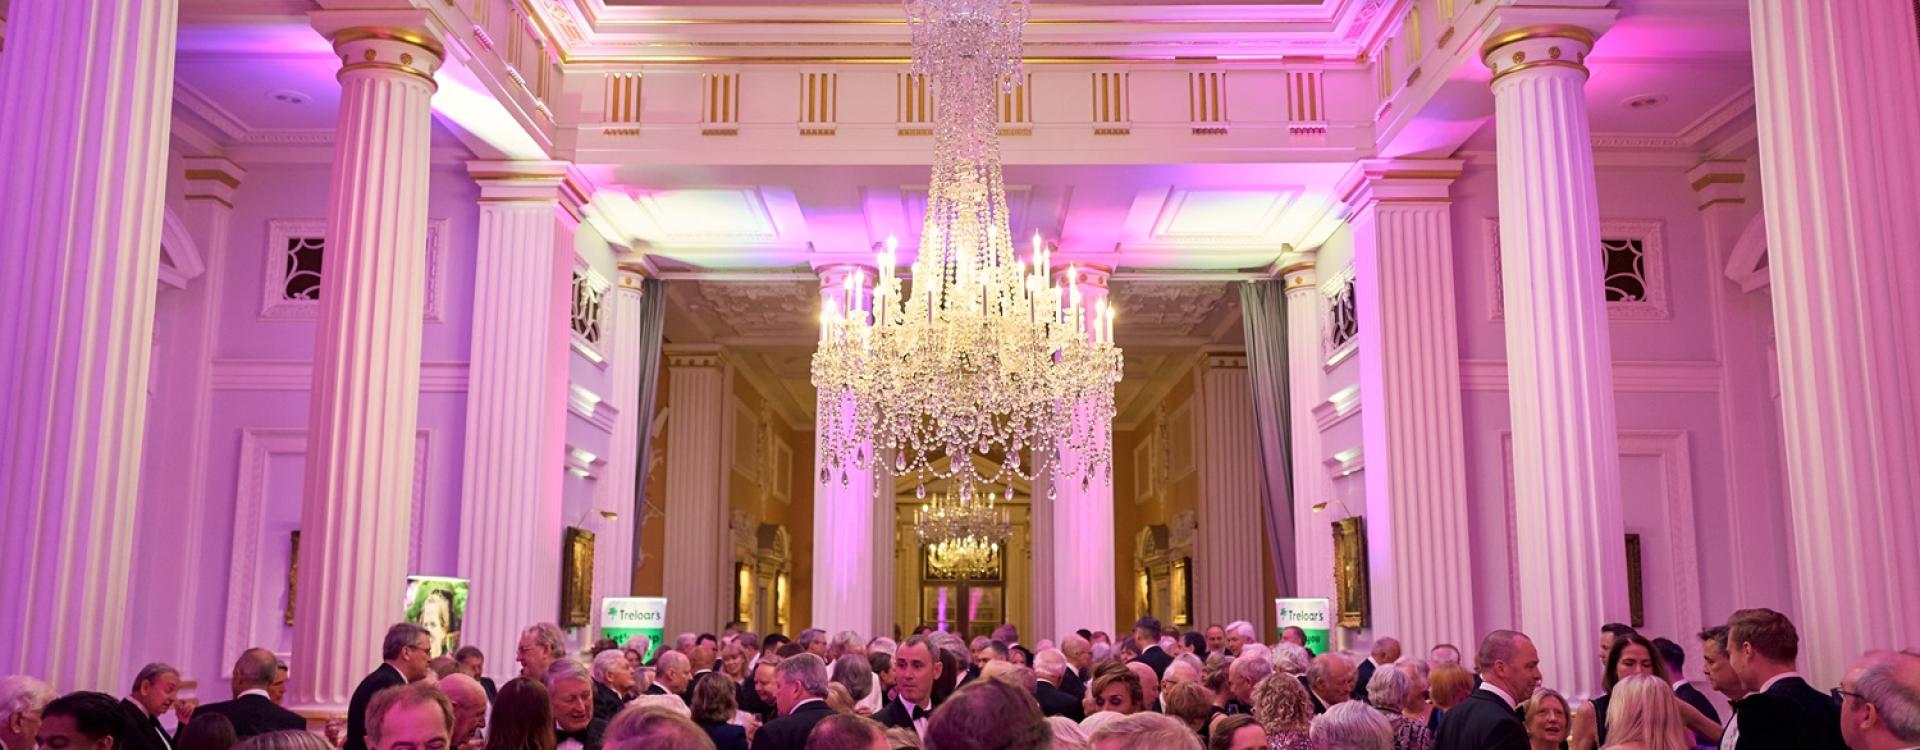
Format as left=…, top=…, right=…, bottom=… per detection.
left=916, top=490, right=1012, bottom=579
left=811, top=0, right=1123, bottom=501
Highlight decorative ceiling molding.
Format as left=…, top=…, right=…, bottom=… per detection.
left=1110, top=282, right=1231, bottom=339
left=695, top=279, right=820, bottom=339
left=174, top=82, right=336, bottom=146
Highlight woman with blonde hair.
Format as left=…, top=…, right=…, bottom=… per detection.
left=1521, top=688, right=1571, bottom=750
left=1249, top=672, right=1314, bottom=750
left=1599, top=675, right=1689, bottom=750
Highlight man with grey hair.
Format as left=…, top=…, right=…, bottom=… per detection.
left=795, top=629, right=828, bottom=658
left=756, top=654, right=833, bottom=750
left=437, top=673, right=488, bottom=749
left=829, top=631, right=866, bottom=662
left=1059, top=635, right=1092, bottom=700
left=519, top=623, right=566, bottom=679
left=187, top=648, right=305, bottom=738
left=1308, top=653, right=1357, bottom=713
left=1352, top=637, right=1401, bottom=701
left=1310, top=700, right=1393, bottom=750
left=587, top=649, right=632, bottom=724
left=120, top=661, right=185, bottom=750
left=1273, top=641, right=1313, bottom=675
left=347, top=623, right=432, bottom=750
left=1433, top=630, right=1538, bottom=750
left=1163, top=654, right=1203, bottom=691
left=1838, top=650, right=1920, bottom=750
left=1227, top=653, right=1275, bottom=713
left=1224, top=621, right=1258, bottom=657
left=1031, top=649, right=1083, bottom=721
left=0, top=674, right=54, bottom=750
left=547, top=658, right=604, bottom=750
left=646, top=649, right=691, bottom=701
left=1088, top=711, right=1201, bottom=750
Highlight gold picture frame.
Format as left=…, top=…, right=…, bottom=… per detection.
left=285, top=531, right=300, bottom=626
left=560, top=527, right=596, bottom=627
left=1625, top=533, right=1645, bottom=628
left=1332, top=517, right=1371, bottom=629
left=1171, top=557, right=1192, bottom=627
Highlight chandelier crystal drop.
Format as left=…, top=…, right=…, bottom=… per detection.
left=810, top=0, right=1123, bottom=495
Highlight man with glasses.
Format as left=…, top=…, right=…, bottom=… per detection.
left=346, top=623, right=433, bottom=750
left=1834, top=650, right=1920, bottom=750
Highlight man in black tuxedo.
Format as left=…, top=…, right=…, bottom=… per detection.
left=1698, top=626, right=1750, bottom=744
left=548, top=659, right=607, bottom=750
left=738, top=659, right=780, bottom=722
left=1652, top=637, right=1720, bottom=728
left=1724, top=608, right=1846, bottom=750
left=1433, top=629, right=1540, bottom=750
left=1057, top=635, right=1091, bottom=700
left=587, top=650, right=633, bottom=725
left=1308, top=653, right=1356, bottom=714
left=1030, top=649, right=1084, bottom=721
left=188, top=649, right=307, bottom=739
left=1353, top=638, right=1401, bottom=701
left=1130, top=617, right=1173, bottom=679
left=754, top=654, right=835, bottom=750
left=120, top=663, right=184, bottom=750
left=346, top=624, right=432, bottom=750
left=873, top=636, right=942, bottom=736
left=452, top=647, right=497, bottom=703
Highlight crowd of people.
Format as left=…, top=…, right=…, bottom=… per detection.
left=3, top=607, right=1914, bottom=750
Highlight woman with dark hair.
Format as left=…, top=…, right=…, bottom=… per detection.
left=687, top=673, right=746, bottom=750
left=177, top=714, right=238, bottom=750
left=1088, top=663, right=1145, bottom=716
left=931, top=644, right=966, bottom=707
left=1571, top=634, right=1668, bottom=750
left=484, top=678, right=557, bottom=750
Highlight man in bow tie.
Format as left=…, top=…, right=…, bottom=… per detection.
left=873, top=636, right=942, bottom=737
left=120, top=663, right=185, bottom=750
left=546, top=659, right=606, bottom=750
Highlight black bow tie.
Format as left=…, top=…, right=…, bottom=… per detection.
left=556, top=728, right=591, bottom=745
left=911, top=705, right=930, bottom=720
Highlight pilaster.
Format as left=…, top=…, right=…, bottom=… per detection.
left=1337, top=159, right=1475, bottom=653
left=290, top=14, right=444, bottom=712
left=1193, top=351, right=1266, bottom=630
left=598, top=269, right=650, bottom=613
left=1279, top=262, right=1336, bottom=610
left=1748, top=0, right=1920, bottom=683
left=457, top=161, right=576, bottom=684
left=661, top=347, right=732, bottom=637
left=0, top=0, right=179, bottom=690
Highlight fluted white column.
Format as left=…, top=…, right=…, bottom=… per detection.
left=1030, top=467, right=1058, bottom=641
left=1050, top=265, right=1117, bottom=636
left=597, top=270, right=650, bottom=614
left=0, top=0, right=178, bottom=691
left=458, top=162, right=576, bottom=682
left=1339, top=161, right=1475, bottom=652
left=1280, top=263, right=1336, bottom=610
left=1194, top=353, right=1266, bottom=629
left=661, top=348, right=730, bottom=636
left=813, top=265, right=877, bottom=638
left=1748, top=0, right=1920, bottom=684
left=1482, top=15, right=1626, bottom=699
left=290, top=19, right=444, bottom=712
left=870, top=462, right=898, bottom=639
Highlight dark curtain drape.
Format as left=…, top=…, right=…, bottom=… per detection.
left=1240, top=280, right=1298, bottom=596
left=628, top=277, right=668, bottom=574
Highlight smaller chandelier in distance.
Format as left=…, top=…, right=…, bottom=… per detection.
left=916, top=489, right=1012, bottom=579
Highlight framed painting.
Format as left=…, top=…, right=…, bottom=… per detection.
left=1625, top=533, right=1645, bottom=628
left=1332, top=517, right=1370, bottom=629
left=285, top=531, right=300, bottom=626
left=1171, top=557, right=1192, bottom=627
left=561, top=527, right=596, bottom=627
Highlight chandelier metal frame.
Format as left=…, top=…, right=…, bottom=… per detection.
left=811, top=0, right=1123, bottom=501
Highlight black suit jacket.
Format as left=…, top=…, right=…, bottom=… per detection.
left=754, top=701, right=834, bottom=750
left=1058, top=665, right=1086, bottom=700
left=1035, top=681, right=1085, bottom=721
left=1675, top=682, right=1720, bottom=724
left=736, top=679, right=774, bottom=722
left=480, top=677, right=498, bottom=703
left=344, top=664, right=408, bottom=750
left=1432, top=689, right=1526, bottom=750
left=1132, top=646, right=1173, bottom=679
left=872, top=697, right=928, bottom=731
left=591, top=681, right=625, bottom=725
left=555, top=717, right=607, bottom=750
left=190, top=694, right=307, bottom=739
left=1733, top=676, right=1846, bottom=750
left=697, top=721, right=748, bottom=750
left=118, top=699, right=174, bottom=750
left=1353, top=659, right=1379, bottom=701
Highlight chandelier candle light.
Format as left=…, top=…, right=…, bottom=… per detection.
left=811, top=0, right=1122, bottom=503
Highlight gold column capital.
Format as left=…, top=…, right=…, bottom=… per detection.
left=312, top=12, right=447, bottom=88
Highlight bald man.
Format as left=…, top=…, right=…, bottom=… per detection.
left=187, top=649, right=306, bottom=738
left=1126, top=662, right=1162, bottom=713
left=1838, top=650, right=1920, bottom=750
left=1059, top=636, right=1092, bottom=700
left=438, top=674, right=488, bottom=749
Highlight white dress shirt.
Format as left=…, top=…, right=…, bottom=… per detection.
left=1481, top=682, right=1519, bottom=711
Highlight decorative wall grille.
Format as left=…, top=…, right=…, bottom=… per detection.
left=281, top=236, right=324, bottom=301
left=1482, top=219, right=1671, bottom=320
left=571, top=267, right=608, bottom=345
left=261, top=219, right=447, bottom=321
left=1323, top=267, right=1359, bottom=360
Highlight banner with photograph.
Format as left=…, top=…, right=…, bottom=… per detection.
left=405, top=576, right=470, bottom=659
left=602, top=597, right=667, bottom=660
